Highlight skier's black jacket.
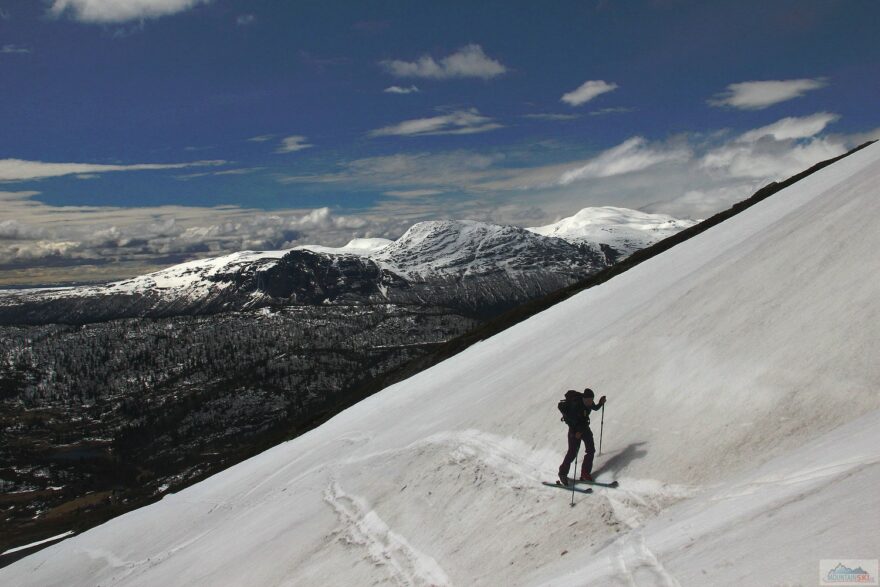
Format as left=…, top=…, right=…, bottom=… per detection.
left=559, top=391, right=602, bottom=433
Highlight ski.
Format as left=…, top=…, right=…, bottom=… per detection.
left=573, top=479, right=619, bottom=488
left=541, top=481, right=593, bottom=494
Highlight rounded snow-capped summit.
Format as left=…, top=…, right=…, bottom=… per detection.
left=527, top=206, right=697, bottom=258
left=296, top=237, right=393, bottom=257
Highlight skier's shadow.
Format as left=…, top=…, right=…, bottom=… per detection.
left=593, top=442, right=647, bottom=477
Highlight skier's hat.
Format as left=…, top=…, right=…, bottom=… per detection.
left=582, top=388, right=595, bottom=398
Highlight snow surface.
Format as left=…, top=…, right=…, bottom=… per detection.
left=3, top=143, right=880, bottom=586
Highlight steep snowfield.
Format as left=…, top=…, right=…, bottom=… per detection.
left=528, top=206, right=697, bottom=258
left=3, top=143, right=880, bottom=586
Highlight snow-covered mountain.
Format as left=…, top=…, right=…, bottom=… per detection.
left=528, top=206, right=696, bottom=258
left=373, top=220, right=601, bottom=279
left=0, top=209, right=685, bottom=325
left=3, top=145, right=877, bottom=584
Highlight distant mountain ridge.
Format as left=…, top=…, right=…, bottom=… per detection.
left=0, top=207, right=695, bottom=325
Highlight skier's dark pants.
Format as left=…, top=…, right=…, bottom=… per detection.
left=559, top=428, right=595, bottom=479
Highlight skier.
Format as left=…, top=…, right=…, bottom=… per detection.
left=558, top=388, right=606, bottom=486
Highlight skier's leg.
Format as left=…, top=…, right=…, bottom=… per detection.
left=580, top=428, right=596, bottom=479
left=558, top=430, right=580, bottom=482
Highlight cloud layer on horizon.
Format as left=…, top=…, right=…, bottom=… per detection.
left=2, top=114, right=876, bottom=284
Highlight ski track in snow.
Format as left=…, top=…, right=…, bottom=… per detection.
left=598, top=481, right=695, bottom=587
left=330, top=427, right=695, bottom=587
left=327, top=429, right=558, bottom=485
left=709, top=453, right=880, bottom=501
left=83, top=530, right=213, bottom=586
left=612, top=531, right=682, bottom=587
left=323, top=481, right=451, bottom=587
left=112, top=428, right=697, bottom=586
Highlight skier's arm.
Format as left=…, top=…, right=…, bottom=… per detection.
left=591, top=396, right=607, bottom=410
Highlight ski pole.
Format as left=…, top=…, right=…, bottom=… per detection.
left=599, top=404, right=605, bottom=455
left=571, top=454, right=577, bottom=507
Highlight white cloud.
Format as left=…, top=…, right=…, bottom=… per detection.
left=561, top=80, right=618, bottom=107
left=738, top=112, right=839, bottom=142
left=708, top=78, right=827, bottom=110
left=0, top=159, right=226, bottom=182
left=0, top=219, right=46, bottom=240
left=0, top=191, right=405, bottom=281
left=381, top=44, right=507, bottom=80
left=48, top=0, right=211, bottom=23
left=559, top=137, right=692, bottom=184
left=215, top=167, right=264, bottom=176
left=0, top=190, right=41, bottom=202
left=176, top=167, right=264, bottom=180
left=523, top=113, right=581, bottom=121
left=247, top=134, right=274, bottom=142
left=276, top=136, right=313, bottom=153
left=384, top=189, right=444, bottom=198
left=280, top=151, right=504, bottom=193
left=697, top=112, right=858, bottom=180
left=289, top=207, right=368, bottom=231
left=384, top=85, right=420, bottom=94
left=281, top=119, right=872, bottom=224
left=236, top=14, right=254, bottom=26
left=647, top=184, right=763, bottom=219
left=1, top=44, right=31, bottom=54
left=346, top=152, right=499, bottom=177
left=701, top=136, right=845, bottom=180
left=368, top=109, right=502, bottom=138
left=589, top=107, right=635, bottom=116
left=836, top=127, right=880, bottom=147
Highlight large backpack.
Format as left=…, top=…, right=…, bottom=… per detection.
left=557, top=390, right=582, bottom=426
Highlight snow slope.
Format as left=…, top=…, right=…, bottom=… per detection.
left=3, top=143, right=880, bottom=586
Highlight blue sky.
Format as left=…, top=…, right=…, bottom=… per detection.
left=1, top=0, right=879, bottom=284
